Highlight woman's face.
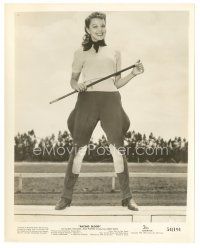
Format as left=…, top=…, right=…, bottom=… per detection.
left=86, top=18, right=106, bottom=42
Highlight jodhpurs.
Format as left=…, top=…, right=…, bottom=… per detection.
left=61, top=91, right=132, bottom=200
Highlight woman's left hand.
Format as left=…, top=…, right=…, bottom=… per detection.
left=132, top=60, right=144, bottom=76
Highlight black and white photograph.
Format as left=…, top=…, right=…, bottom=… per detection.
left=4, top=3, right=194, bottom=242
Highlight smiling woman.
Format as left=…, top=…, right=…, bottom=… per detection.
left=54, top=11, right=145, bottom=211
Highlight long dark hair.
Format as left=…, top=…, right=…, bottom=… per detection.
left=82, top=12, right=107, bottom=52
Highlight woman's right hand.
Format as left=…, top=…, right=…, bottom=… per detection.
left=74, top=82, right=87, bottom=92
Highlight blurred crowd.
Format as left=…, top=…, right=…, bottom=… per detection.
left=14, top=130, right=188, bottom=163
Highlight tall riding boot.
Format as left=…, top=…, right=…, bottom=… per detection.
left=55, top=146, right=79, bottom=210
left=117, top=155, right=139, bottom=211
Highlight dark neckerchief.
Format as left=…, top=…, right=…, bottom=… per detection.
left=92, top=40, right=106, bottom=53
left=83, top=39, right=106, bottom=53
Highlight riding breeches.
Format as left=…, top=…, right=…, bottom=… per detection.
left=61, top=91, right=132, bottom=200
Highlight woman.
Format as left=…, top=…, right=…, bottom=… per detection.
left=55, top=12, right=144, bottom=210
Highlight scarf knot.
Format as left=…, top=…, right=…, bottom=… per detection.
left=82, top=35, right=107, bottom=52
left=92, top=40, right=106, bottom=53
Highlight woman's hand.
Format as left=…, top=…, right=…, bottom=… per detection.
left=131, top=60, right=144, bottom=76
left=74, top=82, right=87, bottom=92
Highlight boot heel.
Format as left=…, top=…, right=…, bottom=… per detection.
left=55, top=197, right=71, bottom=210
left=122, top=197, right=139, bottom=211
left=121, top=198, right=128, bottom=207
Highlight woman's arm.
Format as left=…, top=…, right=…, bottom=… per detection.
left=70, top=72, right=87, bottom=92
left=70, top=49, right=87, bottom=92
left=114, top=51, right=144, bottom=89
left=115, top=72, right=138, bottom=89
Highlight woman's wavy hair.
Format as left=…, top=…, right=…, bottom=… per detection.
left=82, top=12, right=106, bottom=51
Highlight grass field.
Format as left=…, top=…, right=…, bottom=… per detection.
left=14, top=162, right=187, bottom=206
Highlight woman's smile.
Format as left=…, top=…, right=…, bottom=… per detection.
left=86, top=18, right=106, bottom=42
